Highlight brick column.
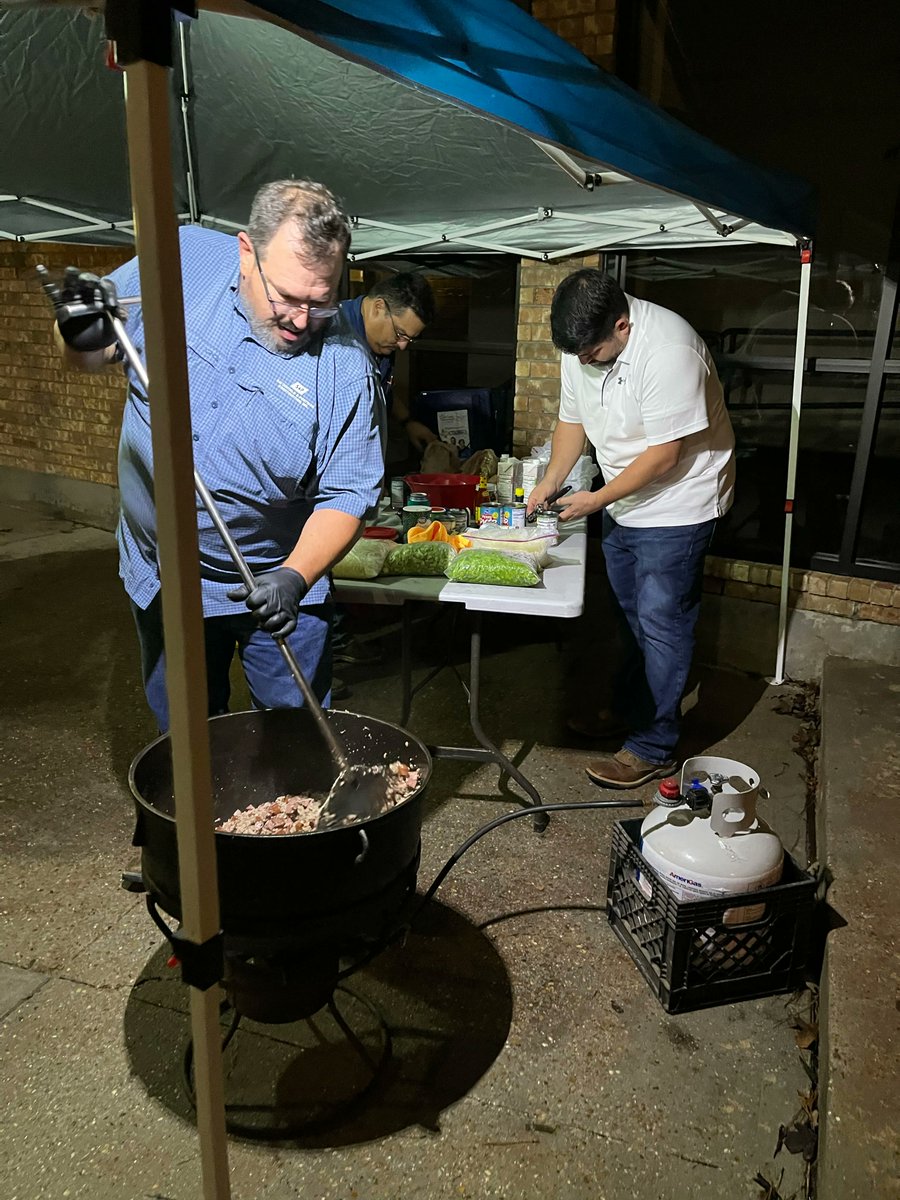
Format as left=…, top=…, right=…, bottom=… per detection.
left=513, top=253, right=600, bottom=455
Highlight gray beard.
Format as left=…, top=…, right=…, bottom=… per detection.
left=245, top=308, right=312, bottom=357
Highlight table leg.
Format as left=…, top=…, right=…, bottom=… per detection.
left=431, top=612, right=550, bottom=833
left=400, top=601, right=412, bottom=727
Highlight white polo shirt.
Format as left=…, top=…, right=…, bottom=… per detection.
left=558, top=295, right=735, bottom=527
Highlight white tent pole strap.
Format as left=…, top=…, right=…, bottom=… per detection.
left=122, top=60, right=232, bottom=1198
left=21, top=224, right=111, bottom=241
left=774, top=243, right=813, bottom=685
left=19, top=196, right=105, bottom=222
left=531, top=139, right=591, bottom=187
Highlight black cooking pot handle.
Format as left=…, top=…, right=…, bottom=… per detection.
left=132, top=807, right=147, bottom=848
left=354, top=828, right=369, bottom=865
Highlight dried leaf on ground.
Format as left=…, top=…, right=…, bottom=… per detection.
left=793, top=1020, right=818, bottom=1049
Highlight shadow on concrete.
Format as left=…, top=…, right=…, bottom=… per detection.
left=678, top=666, right=770, bottom=759
left=122, top=899, right=513, bottom=1147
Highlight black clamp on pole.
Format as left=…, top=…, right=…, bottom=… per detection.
left=170, top=927, right=225, bottom=993
left=105, top=0, right=198, bottom=68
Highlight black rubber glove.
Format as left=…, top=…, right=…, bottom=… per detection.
left=227, top=568, right=308, bottom=638
left=37, top=265, right=122, bottom=352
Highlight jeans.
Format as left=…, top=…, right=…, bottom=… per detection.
left=601, top=512, right=716, bottom=764
left=131, top=593, right=333, bottom=733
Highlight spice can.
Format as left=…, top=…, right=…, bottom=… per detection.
left=390, top=477, right=406, bottom=510
left=535, top=511, right=558, bottom=541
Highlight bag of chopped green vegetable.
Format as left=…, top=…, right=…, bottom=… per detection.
left=445, top=548, right=541, bottom=587
left=332, top=538, right=395, bottom=580
left=382, top=541, right=456, bottom=577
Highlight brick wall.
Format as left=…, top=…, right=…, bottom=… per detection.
left=704, top=558, right=900, bottom=629
left=0, top=242, right=130, bottom=487
left=531, top=0, right=618, bottom=70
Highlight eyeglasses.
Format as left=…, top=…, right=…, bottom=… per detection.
left=384, top=302, right=419, bottom=345
left=253, top=247, right=338, bottom=320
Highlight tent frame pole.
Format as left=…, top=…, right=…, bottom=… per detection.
left=119, top=43, right=232, bottom=1200
left=773, top=240, right=813, bottom=684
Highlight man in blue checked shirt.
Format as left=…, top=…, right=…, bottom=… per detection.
left=48, top=180, right=384, bottom=732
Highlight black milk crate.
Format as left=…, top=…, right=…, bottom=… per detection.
left=606, top=819, right=817, bottom=1014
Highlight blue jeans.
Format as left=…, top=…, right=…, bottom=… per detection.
left=601, top=513, right=716, bottom=764
left=131, top=594, right=333, bottom=733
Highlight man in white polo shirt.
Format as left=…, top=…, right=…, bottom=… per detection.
left=528, top=269, right=735, bottom=788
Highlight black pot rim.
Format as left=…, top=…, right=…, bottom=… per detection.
left=127, top=707, right=433, bottom=839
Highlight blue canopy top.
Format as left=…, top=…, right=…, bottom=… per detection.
left=251, top=0, right=815, bottom=238
left=0, top=1, right=814, bottom=252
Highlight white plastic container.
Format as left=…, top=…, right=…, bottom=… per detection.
left=639, top=756, right=783, bottom=924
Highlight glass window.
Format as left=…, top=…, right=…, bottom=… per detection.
left=623, top=248, right=884, bottom=568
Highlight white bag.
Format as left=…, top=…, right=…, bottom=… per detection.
left=531, top=442, right=599, bottom=493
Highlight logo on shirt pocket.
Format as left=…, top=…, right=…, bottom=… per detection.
left=276, top=379, right=313, bottom=408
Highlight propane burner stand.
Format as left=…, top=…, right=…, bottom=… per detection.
left=180, top=986, right=392, bottom=1140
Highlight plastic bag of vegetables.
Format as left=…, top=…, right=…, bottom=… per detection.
left=382, top=541, right=456, bottom=577
left=332, top=538, right=395, bottom=580
left=463, top=525, right=555, bottom=566
left=445, top=548, right=541, bottom=587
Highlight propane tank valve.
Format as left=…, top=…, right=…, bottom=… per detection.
left=654, top=776, right=683, bottom=808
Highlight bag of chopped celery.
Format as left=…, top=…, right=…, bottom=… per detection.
left=445, top=548, right=540, bottom=587
left=332, top=538, right=394, bottom=580
left=382, top=541, right=456, bottom=577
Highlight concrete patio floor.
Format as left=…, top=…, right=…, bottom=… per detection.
left=0, top=503, right=822, bottom=1200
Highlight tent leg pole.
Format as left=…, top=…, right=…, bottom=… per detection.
left=773, top=242, right=813, bottom=685
left=122, top=58, right=232, bottom=1199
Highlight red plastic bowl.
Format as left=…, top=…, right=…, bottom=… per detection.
left=362, top=526, right=399, bottom=541
left=404, top=473, right=481, bottom=511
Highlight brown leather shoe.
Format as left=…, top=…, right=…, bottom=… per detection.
left=567, top=709, right=629, bottom=740
left=585, top=748, right=678, bottom=789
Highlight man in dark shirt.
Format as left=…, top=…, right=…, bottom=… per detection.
left=333, top=274, right=438, bottom=671
left=340, top=273, right=437, bottom=456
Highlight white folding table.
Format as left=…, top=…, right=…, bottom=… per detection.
left=334, top=526, right=588, bottom=829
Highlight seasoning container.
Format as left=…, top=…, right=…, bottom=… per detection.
left=390, top=477, right=407, bottom=510
left=447, top=508, right=469, bottom=533
left=535, top=510, right=559, bottom=542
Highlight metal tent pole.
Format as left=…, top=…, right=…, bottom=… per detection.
left=773, top=241, right=813, bottom=684
left=110, top=4, right=232, bottom=1194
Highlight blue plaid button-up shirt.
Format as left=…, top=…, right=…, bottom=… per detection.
left=109, top=226, right=382, bottom=615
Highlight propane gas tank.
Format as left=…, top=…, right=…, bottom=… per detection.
left=639, top=756, right=783, bottom=924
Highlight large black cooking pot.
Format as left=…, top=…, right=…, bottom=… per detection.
left=128, top=708, right=432, bottom=948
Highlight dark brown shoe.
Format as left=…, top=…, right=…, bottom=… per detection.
left=567, top=709, right=628, bottom=740
left=585, top=749, right=678, bottom=789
